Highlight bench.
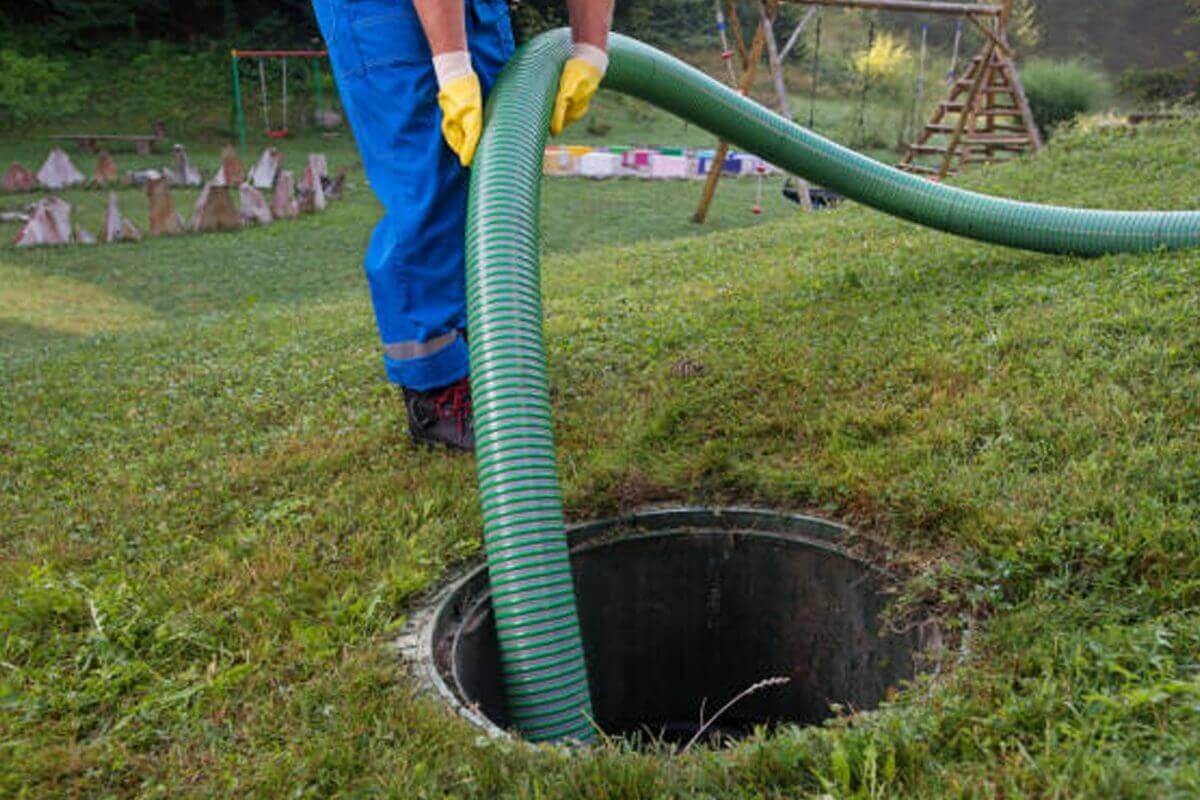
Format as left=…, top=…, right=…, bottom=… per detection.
left=48, top=132, right=166, bottom=156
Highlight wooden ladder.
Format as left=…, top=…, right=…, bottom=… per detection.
left=898, top=41, right=1042, bottom=181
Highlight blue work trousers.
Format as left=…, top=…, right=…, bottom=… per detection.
left=312, top=0, right=515, bottom=390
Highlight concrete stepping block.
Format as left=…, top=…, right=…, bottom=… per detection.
left=37, top=148, right=86, bottom=190
left=270, top=170, right=299, bottom=219
left=93, top=150, right=117, bottom=186
left=298, top=161, right=326, bottom=213
left=247, top=147, right=282, bottom=189
left=103, top=191, right=141, bottom=243
left=323, top=165, right=347, bottom=201
left=146, top=177, right=185, bottom=236
left=213, top=144, right=245, bottom=187
left=190, top=180, right=241, bottom=232
left=13, top=197, right=72, bottom=246
left=239, top=184, right=272, bottom=226
left=3, top=161, right=37, bottom=192
left=168, top=144, right=203, bottom=187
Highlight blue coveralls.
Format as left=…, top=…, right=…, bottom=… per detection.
left=311, top=0, right=515, bottom=390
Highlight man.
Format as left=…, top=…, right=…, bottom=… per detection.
left=311, top=0, right=614, bottom=451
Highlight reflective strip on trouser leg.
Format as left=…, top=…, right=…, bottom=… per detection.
left=384, top=330, right=459, bottom=361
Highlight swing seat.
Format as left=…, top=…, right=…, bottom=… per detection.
left=266, top=128, right=290, bottom=139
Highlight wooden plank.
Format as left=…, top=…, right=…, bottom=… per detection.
left=759, top=0, right=793, bottom=120
left=785, top=0, right=1002, bottom=16
left=961, top=133, right=1030, bottom=144
left=725, top=0, right=749, bottom=69
left=694, top=0, right=751, bottom=223
left=49, top=134, right=162, bottom=142
left=758, top=0, right=812, bottom=210
left=994, top=56, right=1044, bottom=149
left=900, top=163, right=957, bottom=177
left=967, top=12, right=1015, bottom=58
left=902, top=60, right=971, bottom=163
left=955, top=79, right=1015, bottom=94
left=941, top=104, right=1023, bottom=115
left=694, top=0, right=777, bottom=223
left=938, top=40, right=996, bottom=180
left=779, top=7, right=819, bottom=61
left=925, top=122, right=1025, bottom=133
left=1128, top=111, right=1183, bottom=124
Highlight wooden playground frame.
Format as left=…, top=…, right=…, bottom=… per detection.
left=693, top=0, right=1040, bottom=223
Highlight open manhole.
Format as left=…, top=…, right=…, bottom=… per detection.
left=402, top=508, right=935, bottom=744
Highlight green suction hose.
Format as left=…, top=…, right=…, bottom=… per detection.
left=464, top=30, right=1200, bottom=744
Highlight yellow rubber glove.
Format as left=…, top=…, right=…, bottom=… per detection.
left=551, top=45, right=607, bottom=136
left=437, top=73, right=483, bottom=167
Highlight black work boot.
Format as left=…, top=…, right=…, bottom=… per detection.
left=402, top=377, right=475, bottom=452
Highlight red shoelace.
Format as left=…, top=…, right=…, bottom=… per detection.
left=433, top=379, right=473, bottom=438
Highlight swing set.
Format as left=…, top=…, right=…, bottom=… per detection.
left=695, top=0, right=1041, bottom=222
left=230, top=49, right=329, bottom=150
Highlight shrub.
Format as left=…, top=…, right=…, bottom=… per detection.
left=0, top=50, right=86, bottom=126
left=1020, top=58, right=1112, bottom=139
left=853, top=33, right=912, bottom=83
left=1118, top=66, right=1198, bottom=106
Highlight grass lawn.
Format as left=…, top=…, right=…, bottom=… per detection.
left=0, top=131, right=783, bottom=352
left=3, top=117, right=1200, bottom=797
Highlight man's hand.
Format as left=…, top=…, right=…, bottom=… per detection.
left=551, top=44, right=607, bottom=136
left=434, top=52, right=482, bottom=167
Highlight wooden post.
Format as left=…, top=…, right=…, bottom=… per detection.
left=779, top=7, right=819, bottom=61
left=937, top=40, right=995, bottom=181
left=758, top=0, right=813, bottom=211
left=759, top=0, right=794, bottom=119
left=967, top=13, right=1014, bottom=58
left=714, top=0, right=738, bottom=83
left=998, top=57, right=1043, bottom=149
left=994, top=0, right=1042, bottom=150
left=908, top=23, right=927, bottom=144
left=725, top=0, right=750, bottom=69
left=784, top=0, right=1002, bottom=16
left=694, top=1, right=777, bottom=223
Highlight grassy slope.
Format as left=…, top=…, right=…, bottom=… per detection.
left=2, top=121, right=1200, bottom=797
left=0, top=131, right=778, bottom=349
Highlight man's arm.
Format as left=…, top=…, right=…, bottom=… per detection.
left=551, top=0, right=615, bottom=136
left=566, top=0, right=614, bottom=50
left=413, top=0, right=466, bottom=55
left=414, top=0, right=482, bottom=166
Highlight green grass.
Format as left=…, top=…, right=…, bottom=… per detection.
left=0, top=130, right=784, bottom=351
left=3, top=119, right=1200, bottom=797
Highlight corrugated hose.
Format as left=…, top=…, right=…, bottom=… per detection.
left=463, top=29, right=1200, bottom=743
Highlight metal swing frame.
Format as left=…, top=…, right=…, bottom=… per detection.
left=230, top=49, right=329, bottom=150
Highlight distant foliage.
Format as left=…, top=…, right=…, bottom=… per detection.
left=1118, top=66, right=1198, bottom=106
left=1021, top=58, right=1112, bottom=138
left=107, top=44, right=228, bottom=131
left=853, top=33, right=911, bottom=82
left=1011, top=0, right=1043, bottom=48
left=0, top=0, right=319, bottom=51
left=0, top=50, right=85, bottom=125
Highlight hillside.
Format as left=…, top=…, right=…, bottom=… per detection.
left=3, top=118, right=1200, bottom=795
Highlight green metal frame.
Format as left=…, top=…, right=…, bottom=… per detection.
left=230, top=49, right=328, bottom=151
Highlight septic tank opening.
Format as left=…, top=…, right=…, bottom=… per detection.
left=404, top=508, right=935, bottom=745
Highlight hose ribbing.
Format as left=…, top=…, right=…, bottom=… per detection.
left=465, top=31, right=594, bottom=744
left=465, top=30, right=1200, bottom=743
left=600, top=36, right=1200, bottom=256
